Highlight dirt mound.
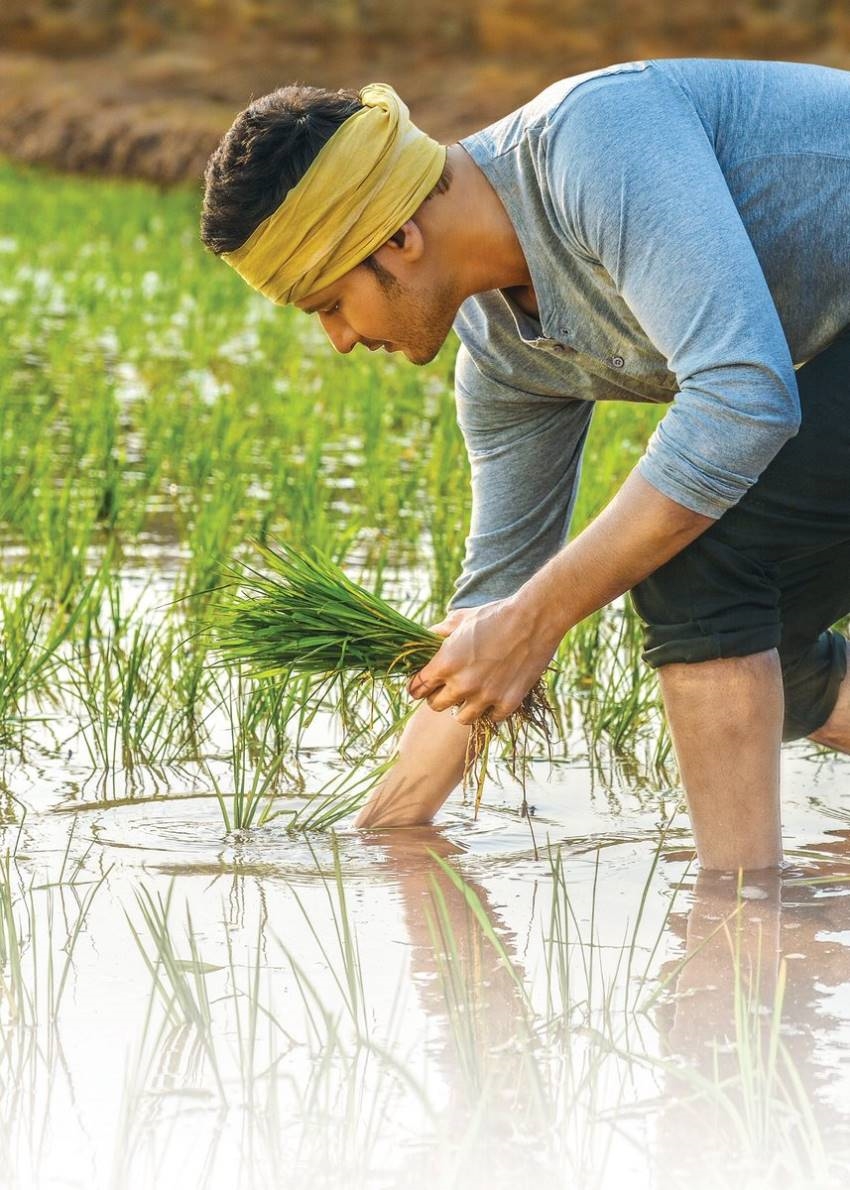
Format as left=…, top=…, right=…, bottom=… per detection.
left=1, top=2, right=848, bottom=186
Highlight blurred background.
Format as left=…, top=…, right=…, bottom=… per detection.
left=1, top=0, right=849, bottom=185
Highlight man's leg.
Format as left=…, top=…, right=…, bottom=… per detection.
left=809, top=639, right=850, bottom=753
left=634, top=329, right=850, bottom=872
left=658, top=650, right=784, bottom=871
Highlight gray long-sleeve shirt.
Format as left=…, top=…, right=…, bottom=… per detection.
left=449, top=58, right=850, bottom=608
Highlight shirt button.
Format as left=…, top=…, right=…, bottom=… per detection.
left=611, top=355, right=625, bottom=369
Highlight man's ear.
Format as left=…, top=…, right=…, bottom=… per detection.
left=381, top=219, right=425, bottom=263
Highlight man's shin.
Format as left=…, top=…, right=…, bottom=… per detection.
left=658, top=649, right=784, bottom=871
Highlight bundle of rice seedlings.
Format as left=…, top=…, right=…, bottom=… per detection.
left=212, top=541, right=552, bottom=818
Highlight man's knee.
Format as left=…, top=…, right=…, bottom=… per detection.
left=659, top=650, right=778, bottom=686
left=658, top=650, right=782, bottom=732
left=806, top=638, right=850, bottom=752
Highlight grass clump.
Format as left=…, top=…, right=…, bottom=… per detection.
left=212, top=542, right=552, bottom=816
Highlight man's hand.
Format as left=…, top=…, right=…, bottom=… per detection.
left=408, top=470, right=714, bottom=727
left=408, top=597, right=562, bottom=727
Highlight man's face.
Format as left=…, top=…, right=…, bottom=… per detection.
left=296, top=257, right=459, bottom=366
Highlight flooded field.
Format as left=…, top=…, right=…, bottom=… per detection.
left=2, top=162, right=850, bottom=1189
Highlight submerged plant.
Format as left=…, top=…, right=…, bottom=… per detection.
left=211, top=542, right=552, bottom=815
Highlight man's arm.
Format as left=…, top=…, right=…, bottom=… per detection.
left=411, top=69, right=803, bottom=721
left=355, top=344, right=593, bottom=828
left=354, top=700, right=470, bottom=827
left=409, top=468, right=712, bottom=724
left=549, top=67, right=801, bottom=521
left=357, top=466, right=705, bottom=827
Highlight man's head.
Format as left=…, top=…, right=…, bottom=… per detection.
left=201, top=85, right=459, bottom=364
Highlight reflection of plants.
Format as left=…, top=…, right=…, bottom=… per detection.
left=225, top=915, right=293, bottom=1111
left=0, top=845, right=109, bottom=1032
left=125, top=881, right=223, bottom=1092
left=704, top=900, right=829, bottom=1181
left=286, top=836, right=369, bottom=1037
left=643, top=876, right=835, bottom=1186
left=118, top=874, right=430, bottom=1186
left=0, top=854, right=28, bottom=1025
left=424, top=855, right=531, bottom=1103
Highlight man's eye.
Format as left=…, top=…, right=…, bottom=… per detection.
left=323, top=302, right=340, bottom=316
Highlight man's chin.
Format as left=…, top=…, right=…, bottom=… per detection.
left=402, top=341, right=444, bottom=366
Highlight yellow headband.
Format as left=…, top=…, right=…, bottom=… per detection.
left=221, top=83, right=447, bottom=306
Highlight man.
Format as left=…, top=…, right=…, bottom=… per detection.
left=201, top=60, right=850, bottom=870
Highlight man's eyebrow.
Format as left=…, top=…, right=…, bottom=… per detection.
left=299, top=302, right=321, bottom=314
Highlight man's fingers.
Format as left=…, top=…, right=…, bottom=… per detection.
left=426, top=688, right=462, bottom=713
left=408, top=671, right=440, bottom=699
left=456, top=693, right=522, bottom=727
left=453, top=701, right=489, bottom=727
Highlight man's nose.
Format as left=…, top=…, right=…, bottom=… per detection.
left=319, top=313, right=358, bottom=355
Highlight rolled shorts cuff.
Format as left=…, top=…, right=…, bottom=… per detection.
left=641, top=621, right=782, bottom=670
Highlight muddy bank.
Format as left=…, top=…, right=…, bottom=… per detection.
left=1, top=2, right=849, bottom=186
left=0, top=41, right=547, bottom=186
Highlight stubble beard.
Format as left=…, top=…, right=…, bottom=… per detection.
left=402, top=279, right=460, bottom=366
left=367, top=258, right=460, bottom=365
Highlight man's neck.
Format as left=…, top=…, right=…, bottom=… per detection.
left=442, top=143, right=535, bottom=303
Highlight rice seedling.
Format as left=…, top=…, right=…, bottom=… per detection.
left=0, top=580, right=97, bottom=745
left=279, top=760, right=397, bottom=834
left=202, top=673, right=290, bottom=833
left=234, top=668, right=318, bottom=771
left=212, top=541, right=553, bottom=815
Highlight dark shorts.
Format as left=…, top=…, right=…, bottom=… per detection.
left=632, top=327, right=850, bottom=741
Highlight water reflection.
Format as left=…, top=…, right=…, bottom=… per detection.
left=359, top=826, right=561, bottom=1188
left=360, top=824, right=850, bottom=1187
left=5, top=798, right=850, bottom=1189
left=654, top=843, right=850, bottom=1186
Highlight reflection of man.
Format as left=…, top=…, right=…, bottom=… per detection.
left=202, top=61, right=850, bottom=869
left=655, top=856, right=850, bottom=1184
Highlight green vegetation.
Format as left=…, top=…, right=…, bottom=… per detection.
left=214, top=541, right=447, bottom=683
left=0, top=158, right=669, bottom=829
left=3, top=160, right=846, bottom=1189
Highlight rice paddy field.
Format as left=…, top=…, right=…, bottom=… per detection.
left=2, top=159, right=850, bottom=1190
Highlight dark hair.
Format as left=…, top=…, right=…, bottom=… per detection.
left=200, top=84, right=451, bottom=257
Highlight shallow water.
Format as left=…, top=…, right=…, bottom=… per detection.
left=4, top=728, right=850, bottom=1190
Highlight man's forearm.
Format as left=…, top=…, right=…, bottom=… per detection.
left=518, top=468, right=714, bottom=645
left=410, top=469, right=716, bottom=724
left=354, top=700, right=470, bottom=827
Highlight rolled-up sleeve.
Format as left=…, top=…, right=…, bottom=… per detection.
left=450, top=345, right=593, bottom=609
left=546, top=68, right=801, bottom=519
